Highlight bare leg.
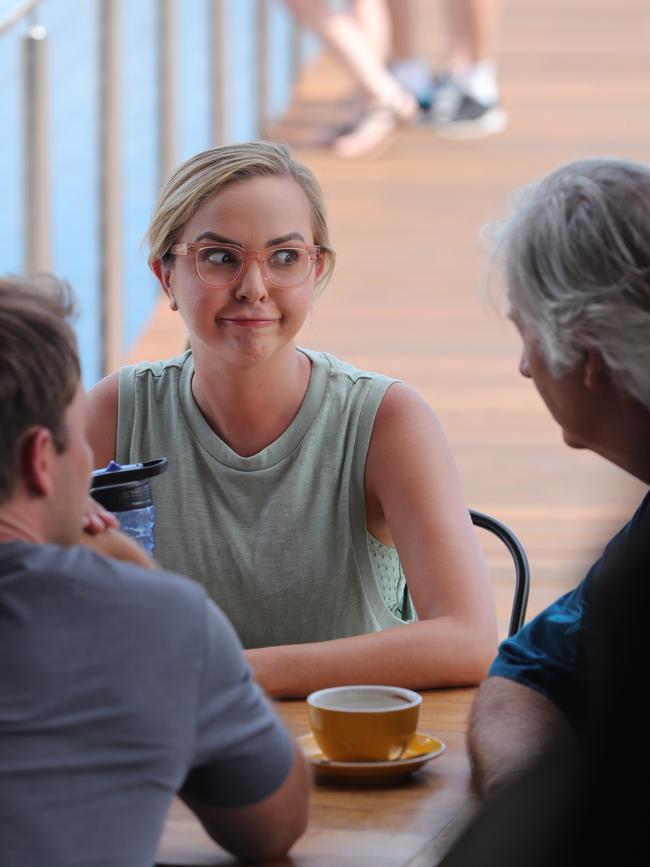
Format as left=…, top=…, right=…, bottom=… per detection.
left=385, top=0, right=433, bottom=108
left=432, top=0, right=507, bottom=136
left=350, top=0, right=392, bottom=62
left=284, top=0, right=418, bottom=157
left=442, top=0, right=504, bottom=72
left=284, top=0, right=406, bottom=105
left=386, top=0, right=418, bottom=60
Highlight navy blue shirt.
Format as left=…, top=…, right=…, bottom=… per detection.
left=489, top=491, right=650, bottom=729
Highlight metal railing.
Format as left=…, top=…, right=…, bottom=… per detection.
left=22, top=21, right=51, bottom=275
left=0, top=0, right=39, bottom=37
left=2, top=0, right=309, bottom=376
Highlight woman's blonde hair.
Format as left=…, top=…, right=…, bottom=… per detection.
left=146, top=140, right=335, bottom=293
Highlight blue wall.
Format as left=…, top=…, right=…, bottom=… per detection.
left=0, top=0, right=310, bottom=385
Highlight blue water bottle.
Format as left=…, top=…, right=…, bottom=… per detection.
left=90, top=458, right=168, bottom=554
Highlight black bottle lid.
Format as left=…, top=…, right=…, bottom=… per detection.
left=91, top=479, right=153, bottom=512
left=90, top=458, right=168, bottom=488
left=90, top=458, right=168, bottom=512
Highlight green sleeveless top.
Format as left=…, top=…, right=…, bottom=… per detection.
left=116, top=349, right=413, bottom=648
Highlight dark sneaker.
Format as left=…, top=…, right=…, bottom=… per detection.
left=431, top=78, right=507, bottom=140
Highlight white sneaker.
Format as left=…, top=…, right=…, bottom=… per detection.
left=431, top=77, right=507, bottom=140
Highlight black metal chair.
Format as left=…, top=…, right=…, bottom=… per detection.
left=399, top=509, right=530, bottom=636
left=470, top=509, right=530, bottom=637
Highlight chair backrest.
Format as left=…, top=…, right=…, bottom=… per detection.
left=470, top=509, right=530, bottom=637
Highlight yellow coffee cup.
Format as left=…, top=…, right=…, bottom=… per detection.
left=306, top=685, right=422, bottom=762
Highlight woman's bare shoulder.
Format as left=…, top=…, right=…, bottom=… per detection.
left=371, top=381, right=447, bottom=447
left=365, top=380, right=457, bottom=503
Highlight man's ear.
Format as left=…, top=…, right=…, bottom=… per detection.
left=20, top=427, right=56, bottom=497
left=151, top=258, right=178, bottom=310
left=584, top=347, right=606, bottom=390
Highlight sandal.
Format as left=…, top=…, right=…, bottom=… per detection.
left=332, top=94, right=419, bottom=159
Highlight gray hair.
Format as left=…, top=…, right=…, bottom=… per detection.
left=490, top=157, right=650, bottom=411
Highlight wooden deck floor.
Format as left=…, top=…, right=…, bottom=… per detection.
left=124, top=0, right=650, bottom=636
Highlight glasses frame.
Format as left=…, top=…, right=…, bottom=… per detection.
left=169, top=242, right=322, bottom=289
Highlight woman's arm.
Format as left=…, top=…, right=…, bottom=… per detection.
left=83, top=373, right=154, bottom=562
left=86, top=371, right=120, bottom=469
left=247, top=383, right=498, bottom=697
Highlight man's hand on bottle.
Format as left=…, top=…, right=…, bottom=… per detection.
left=81, top=522, right=156, bottom=570
left=82, top=495, right=120, bottom=535
left=80, top=495, right=156, bottom=568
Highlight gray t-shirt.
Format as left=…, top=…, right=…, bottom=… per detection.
left=0, top=541, right=293, bottom=867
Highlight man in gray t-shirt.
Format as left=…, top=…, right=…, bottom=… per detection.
left=0, top=277, right=309, bottom=866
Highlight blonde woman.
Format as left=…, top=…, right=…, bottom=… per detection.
left=88, top=141, right=496, bottom=697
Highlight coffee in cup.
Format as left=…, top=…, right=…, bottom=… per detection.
left=306, top=685, right=421, bottom=762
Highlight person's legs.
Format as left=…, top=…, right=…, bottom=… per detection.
left=432, top=0, right=506, bottom=138
left=385, top=0, right=433, bottom=109
left=350, top=0, right=392, bottom=61
left=386, top=0, right=417, bottom=59
left=443, top=0, right=503, bottom=69
left=284, top=0, right=418, bottom=157
left=285, top=0, right=407, bottom=106
left=443, top=0, right=500, bottom=98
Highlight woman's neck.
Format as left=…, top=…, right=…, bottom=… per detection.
left=189, top=345, right=312, bottom=457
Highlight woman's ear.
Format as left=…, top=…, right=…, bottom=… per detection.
left=151, top=259, right=178, bottom=310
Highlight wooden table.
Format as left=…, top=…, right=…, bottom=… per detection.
left=156, top=688, right=477, bottom=867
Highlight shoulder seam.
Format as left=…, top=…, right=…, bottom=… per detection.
left=132, top=352, right=190, bottom=380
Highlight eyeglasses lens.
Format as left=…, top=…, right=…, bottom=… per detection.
left=196, top=247, right=311, bottom=288
left=196, top=247, right=240, bottom=285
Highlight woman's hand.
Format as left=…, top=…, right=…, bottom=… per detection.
left=82, top=495, right=120, bottom=535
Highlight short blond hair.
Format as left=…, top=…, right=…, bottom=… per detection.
left=146, top=140, right=335, bottom=293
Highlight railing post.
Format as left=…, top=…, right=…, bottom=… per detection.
left=0, top=0, right=38, bottom=38
left=209, top=0, right=228, bottom=145
left=99, top=0, right=122, bottom=374
left=22, top=24, right=51, bottom=274
left=255, top=0, right=269, bottom=137
left=290, top=16, right=304, bottom=88
left=158, top=0, right=177, bottom=185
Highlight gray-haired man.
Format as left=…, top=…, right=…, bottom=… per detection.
left=467, top=157, right=650, bottom=799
